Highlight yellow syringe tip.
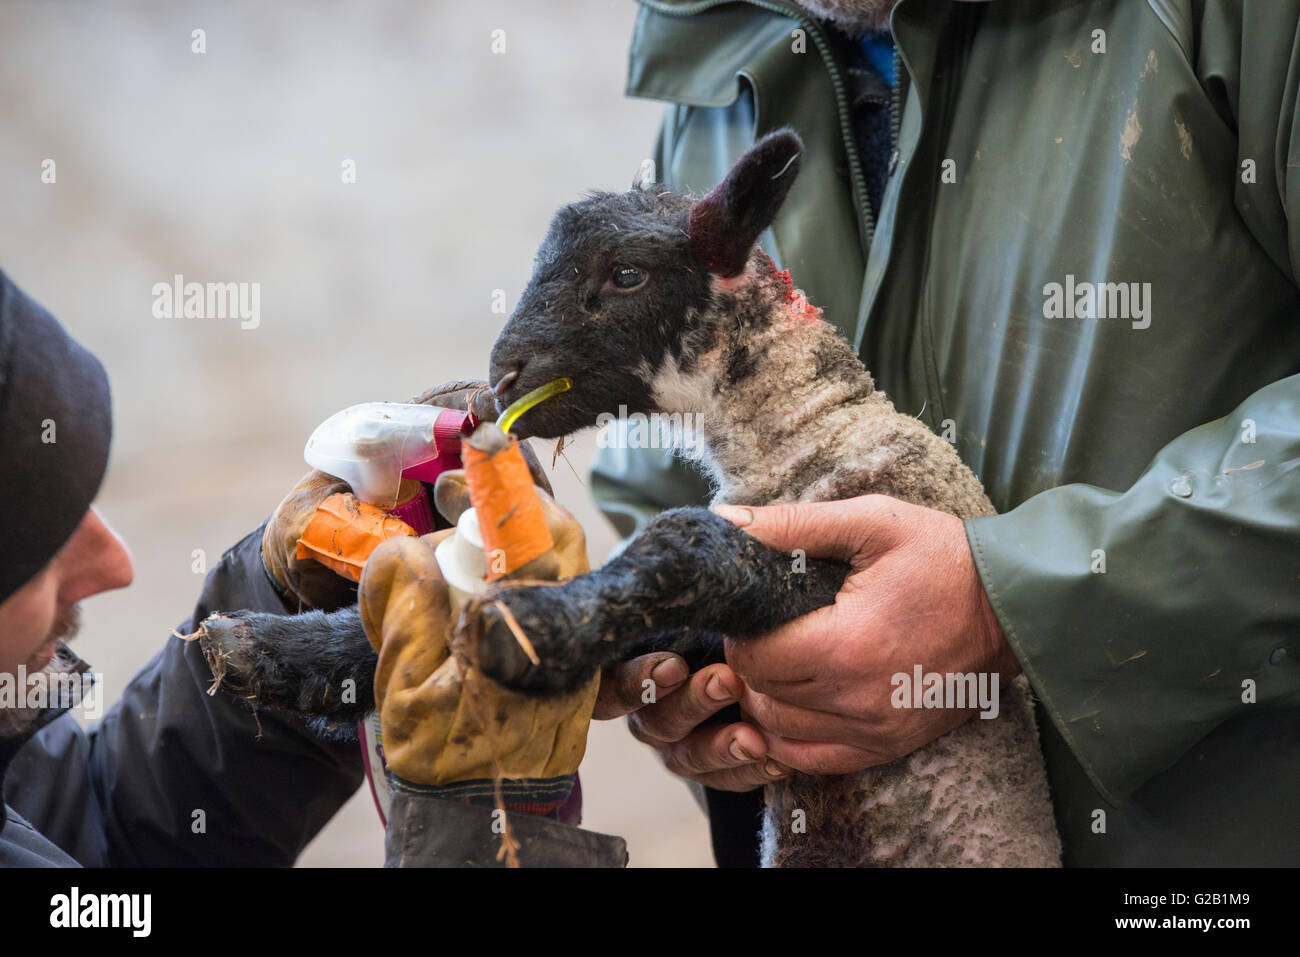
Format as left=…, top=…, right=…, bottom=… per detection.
left=499, top=377, right=572, bottom=434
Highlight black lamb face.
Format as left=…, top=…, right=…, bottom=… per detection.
left=488, top=186, right=709, bottom=439
left=489, top=128, right=806, bottom=439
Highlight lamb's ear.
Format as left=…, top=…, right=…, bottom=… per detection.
left=632, top=158, right=656, bottom=191
left=689, top=128, right=804, bottom=277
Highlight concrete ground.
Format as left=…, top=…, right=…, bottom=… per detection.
left=0, top=0, right=713, bottom=866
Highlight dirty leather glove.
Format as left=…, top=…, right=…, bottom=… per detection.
left=357, top=473, right=597, bottom=811
left=261, top=380, right=551, bottom=611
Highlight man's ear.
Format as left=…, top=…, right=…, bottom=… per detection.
left=688, top=127, right=804, bottom=278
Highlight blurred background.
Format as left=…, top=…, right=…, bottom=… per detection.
left=0, top=0, right=713, bottom=866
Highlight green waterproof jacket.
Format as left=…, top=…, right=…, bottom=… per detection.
left=593, top=0, right=1300, bottom=865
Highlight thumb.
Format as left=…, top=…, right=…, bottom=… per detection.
left=710, top=496, right=898, bottom=563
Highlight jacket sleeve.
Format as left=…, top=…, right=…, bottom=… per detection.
left=384, top=790, right=627, bottom=867
left=965, top=5, right=1300, bottom=807
left=966, top=374, right=1300, bottom=805
left=9, top=524, right=365, bottom=866
left=591, top=440, right=715, bottom=543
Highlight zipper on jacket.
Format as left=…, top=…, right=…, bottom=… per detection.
left=888, top=45, right=904, bottom=178
left=636, top=0, right=877, bottom=252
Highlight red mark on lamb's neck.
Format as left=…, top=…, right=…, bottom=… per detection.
left=712, top=264, right=823, bottom=328
left=772, top=268, right=821, bottom=326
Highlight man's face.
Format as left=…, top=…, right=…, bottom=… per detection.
left=0, top=507, right=134, bottom=676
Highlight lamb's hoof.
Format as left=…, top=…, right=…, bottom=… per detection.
left=462, top=590, right=594, bottom=698
left=184, top=612, right=256, bottom=697
left=472, top=601, right=540, bottom=688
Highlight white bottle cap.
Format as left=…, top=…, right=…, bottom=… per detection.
left=435, top=508, right=489, bottom=607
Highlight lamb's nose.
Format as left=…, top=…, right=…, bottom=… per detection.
left=492, top=368, right=519, bottom=397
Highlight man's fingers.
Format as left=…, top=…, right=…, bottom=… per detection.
left=625, top=662, right=744, bottom=744
left=656, top=720, right=774, bottom=780
left=593, top=653, right=688, bottom=720
left=432, top=472, right=473, bottom=527
left=693, top=759, right=792, bottom=793
left=763, top=736, right=884, bottom=776
left=737, top=685, right=877, bottom=748
left=711, top=495, right=902, bottom=563
left=724, top=615, right=835, bottom=689
left=406, top=379, right=489, bottom=410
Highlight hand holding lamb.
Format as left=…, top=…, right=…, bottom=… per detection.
left=708, top=495, right=1020, bottom=774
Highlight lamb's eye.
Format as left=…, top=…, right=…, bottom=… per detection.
left=610, top=265, right=647, bottom=290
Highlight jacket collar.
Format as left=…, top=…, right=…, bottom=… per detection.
left=0, top=644, right=91, bottom=825
left=628, top=0, right=885, bottom=335
left=629, top=1, right=819, bottom=108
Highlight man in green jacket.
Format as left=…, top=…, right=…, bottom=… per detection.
left=594, top=0, right=1300, bottom=865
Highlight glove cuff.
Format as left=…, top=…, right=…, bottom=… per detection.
left=389, top=773, right=576, bottom=819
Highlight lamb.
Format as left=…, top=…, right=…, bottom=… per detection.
left=473, top=130, right=1060, bottom=867
left=199, top=129, right=1061, bottom=866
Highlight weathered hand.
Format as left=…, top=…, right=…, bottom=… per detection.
left=591, top=652, right=688, bottom=720
left=711, top=495, right=1019, bottom=775
left=595, top=654, right=793, bottom=792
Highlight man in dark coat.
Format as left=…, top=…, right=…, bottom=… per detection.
left=0, top=268, right=366, bottom=866
left=0, top=269, right=627, bottom=867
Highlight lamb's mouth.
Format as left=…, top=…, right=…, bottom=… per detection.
left=490, top=376, right=590, bottom=440
left=498, top=403, right=589, bottom=441
left=489, top=371, right=563, bottom=415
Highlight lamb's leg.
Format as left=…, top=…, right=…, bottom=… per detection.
left=190, top=506, right=848, bottom=713
left=467, top=506, right=850, bottom=695
left=185, top=607, right=375, bottom=724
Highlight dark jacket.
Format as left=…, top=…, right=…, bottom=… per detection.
left=0, top=527, right=364, bottom=866
left=1, top=525, right=627, bottom=867
left=594, top=0, right=1300, bottom=865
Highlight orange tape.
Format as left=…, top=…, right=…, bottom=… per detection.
left=296, top=492, right=416, bottom=583
left=463, top=436, right=553, bottom=581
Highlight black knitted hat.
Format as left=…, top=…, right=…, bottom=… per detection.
left=0, top=270, right=112, bottom=605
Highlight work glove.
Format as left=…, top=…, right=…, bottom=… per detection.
left=357, top=471, right=597, bottom=811
left=261, top=380, right=551, bottom=611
